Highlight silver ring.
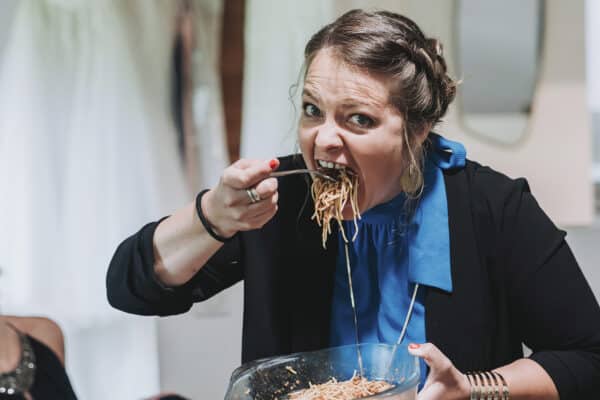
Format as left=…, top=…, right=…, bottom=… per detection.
left=246, top=188, right=261, bottom=203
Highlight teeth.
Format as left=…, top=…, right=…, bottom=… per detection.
left=317, top=159, right=346, bottom=170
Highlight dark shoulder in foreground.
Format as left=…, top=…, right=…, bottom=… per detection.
left=461, top=159, right=533, bottom=203
left=452, top=158, right=565, bottom=271
left=456, top=159, right=548, bottom=226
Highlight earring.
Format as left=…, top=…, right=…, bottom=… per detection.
left=401, top=162, right=423, bottom=196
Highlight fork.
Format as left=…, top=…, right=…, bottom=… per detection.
left=269, top=169, right=337, bottom=182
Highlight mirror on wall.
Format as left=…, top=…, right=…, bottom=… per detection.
left=456, top=0, right=544, bottom=146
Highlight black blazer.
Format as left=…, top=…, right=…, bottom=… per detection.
left=107, top=155, right=600, bottom=399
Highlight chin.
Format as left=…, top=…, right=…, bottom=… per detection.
left=341, top=210, right=354, bottom=221
left=341, top=198, right=361, bottom=221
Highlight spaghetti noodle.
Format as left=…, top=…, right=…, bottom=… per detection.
left=311, top=170, right=360, bottom=248
left=288, top=374, right=393, bottom=400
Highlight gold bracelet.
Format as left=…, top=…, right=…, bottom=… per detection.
left=466, top=371, right=509, bottom=400
left=480, top=371, right=493, bottom=400
left=466, top=372, right=482, bottom=400
left=484, top=371, right=499, bottom=400
left=492, top=371, right=509, bottom=400
left=466, top=372, right=477, bottom=400
left=474, top=372, right=484, bottom=400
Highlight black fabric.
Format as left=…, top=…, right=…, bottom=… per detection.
left=28, top=336, right=78, bottom=400
left=106, top=154, right=600, bottom=399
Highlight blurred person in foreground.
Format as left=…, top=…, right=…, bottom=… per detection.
left=0, top=316, right=77, bottom=399
left=0, top=316, right=189, bottom=400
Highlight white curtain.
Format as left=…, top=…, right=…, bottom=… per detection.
left=191, top=0, right=230, bottom=187
left=240, top=0, right=335, bottom=159
left=0, top=1, right=189, bottom=398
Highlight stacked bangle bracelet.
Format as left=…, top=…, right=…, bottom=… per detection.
left=466, top=371, right=509, bottom=400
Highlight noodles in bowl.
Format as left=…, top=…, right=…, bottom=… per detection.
left=288, top=373, right=393, bottom=399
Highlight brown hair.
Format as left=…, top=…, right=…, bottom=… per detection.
left=303, top=9, right=457, bottom=196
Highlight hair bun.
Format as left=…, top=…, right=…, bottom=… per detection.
left=426, top=38, right=443, bottom=57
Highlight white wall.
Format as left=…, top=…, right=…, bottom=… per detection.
left=586, top=0, right=600, bottom=170
left=157, top=284, right=244, bottom=399
left=587, top=0, right=600, bottom=113
left=0, top=0, right=17, bottom=62
left=567, top=221, right=600, bottom=302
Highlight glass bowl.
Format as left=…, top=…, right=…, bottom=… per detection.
left=225, top=343, right=419, bottom=400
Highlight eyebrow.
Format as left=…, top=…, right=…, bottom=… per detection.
left=302, top=88, right=320, bottom=102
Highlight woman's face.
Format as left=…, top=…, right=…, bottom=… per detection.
left=299, top=49, right=416, bottom=219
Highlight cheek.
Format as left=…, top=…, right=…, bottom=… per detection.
left=361, top=158, right=395, bottom=186
left=355, top=136, right=403, bottom=170
left=354, top=137, right=404, bottom=187
left=298, top=127, right=315, bottom=167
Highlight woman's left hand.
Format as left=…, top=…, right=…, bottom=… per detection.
left=408, top=342, right=471, bottom=400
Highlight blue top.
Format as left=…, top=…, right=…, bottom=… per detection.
left=329, top=133, right=466, bottom=388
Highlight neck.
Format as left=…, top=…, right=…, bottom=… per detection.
left=0, top=322, right=21, bottom=373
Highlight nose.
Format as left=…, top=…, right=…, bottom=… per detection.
left=314, top=122, right=343, bottom=154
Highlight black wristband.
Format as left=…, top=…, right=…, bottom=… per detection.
left=195, top=189, right=235, bottom=243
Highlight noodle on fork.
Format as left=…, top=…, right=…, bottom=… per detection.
left=311, top=170, right=360, bottom=248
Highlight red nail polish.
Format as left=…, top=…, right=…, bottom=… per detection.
left=269, top=159, right=278, bottom=169
left=408, top=343, right=420, bottom=349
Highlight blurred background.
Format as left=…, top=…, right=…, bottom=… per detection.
left=0, top=0, right=598, bottom=398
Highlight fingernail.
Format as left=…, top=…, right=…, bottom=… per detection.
left=408, top=343, right=420, bottom=349
left=269, top=159, right=278, bottom=169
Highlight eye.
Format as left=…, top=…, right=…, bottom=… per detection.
left=349, top=113, right=375, bottom=128
left=303, top=102, right=322, bottom=118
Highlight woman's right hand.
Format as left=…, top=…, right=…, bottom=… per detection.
left=202, top=158, right=280, bottom=238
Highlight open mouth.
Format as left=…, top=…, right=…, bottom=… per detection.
left=315, top=159, right=356, bottom=179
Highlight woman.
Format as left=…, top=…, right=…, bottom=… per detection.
left=107, top=10, right=600, bottom=399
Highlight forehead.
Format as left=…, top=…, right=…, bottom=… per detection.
left=303, top=49, right=391, bottom=107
